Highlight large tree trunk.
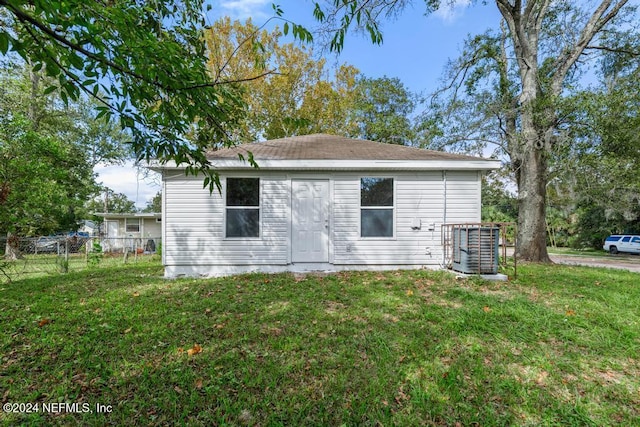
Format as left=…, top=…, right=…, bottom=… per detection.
left=496, top=0, right=629, bottom=262
left=5, top=232, right=24, bottom=260
left=514, top=139, right=551, bottom=262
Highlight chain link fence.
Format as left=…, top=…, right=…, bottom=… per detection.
left=0, top=236, right=161, bottom=283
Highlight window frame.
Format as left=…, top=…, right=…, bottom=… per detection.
left=359, top=177, right=395, bottom=239
left=125, top=218, right=140, bottom=233
left=224, top=177, right=261, bottom=239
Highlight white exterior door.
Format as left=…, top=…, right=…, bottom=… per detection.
left=292, top=180, right=329, bottom=263
left=106, top=220, right=119, bottom=238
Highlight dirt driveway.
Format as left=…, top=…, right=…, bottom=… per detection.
left=549, top=253, right=640, bottom=273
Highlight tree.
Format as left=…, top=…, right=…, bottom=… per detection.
left=142, top=192, right=162, bottom=213
left=481, top=172, right=517, bottom=224
left=1, top=1, right=312, bottom=191
left=85, top=188, right=137, bottom=215
left=570, top=66, right=640, bottom=245
left=205, top=18, right=360, bottom=141
left=0, top=61, right=105, bottom=253
left=353, top=76, right=416, bottom=144
left=312, top=0, right=638, bottom=261
left=0, top=117, right=96, bottom=233
left=205, top=18, right=422, bottom=144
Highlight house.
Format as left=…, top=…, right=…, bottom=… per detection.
left=150, top=134, right=500, bottom=278
left=94, top=212, right=162, bottom=253
left=79, top=219, right=99, bottom=236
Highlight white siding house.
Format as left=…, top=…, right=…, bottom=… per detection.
left=95, top=212, right=162, bottom=253
left=151, top=134, right=500, bottom=278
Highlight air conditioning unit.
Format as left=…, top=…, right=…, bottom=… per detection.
left=452, top=226, right=500, bottom=274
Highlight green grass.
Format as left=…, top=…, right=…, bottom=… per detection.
left=547, top=247, right=610, bottom=257
left=1, top=262, right=639, bottom=426
left=0, top=253, right=160, bottom=282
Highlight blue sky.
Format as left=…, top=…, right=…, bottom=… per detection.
left=95, top=0, right=503, bottom=209
left=208, top=0, right=502, bottom=95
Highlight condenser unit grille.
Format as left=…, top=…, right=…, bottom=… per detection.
left=451, top=226, right=499, bottom=274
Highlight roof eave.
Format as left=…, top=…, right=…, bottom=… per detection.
left=149, top=159, right=501, bottom=171
left=93, top=212, right=161, bottom=219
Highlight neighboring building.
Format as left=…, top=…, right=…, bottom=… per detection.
left=94, top=212, right=161, bottom=253
left=79, top=219, right=99, bottom=236
left=149, top=134, right=500, bottom=277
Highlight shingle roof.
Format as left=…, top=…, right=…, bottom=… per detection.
left=206, top=134, right=489, bottom=162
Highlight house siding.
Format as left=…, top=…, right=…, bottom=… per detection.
left=445, top=171, right=481, bottom=224
left=332, top=172, right=446, bottom=265
left=162, top=170, right=482, bottom=276
left=163, top=172, right=289, bottom=267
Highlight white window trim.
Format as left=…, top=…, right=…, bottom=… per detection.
left=359, top=177, right=396, bottom=240
left=223, top=177, right=262, bottom=240
left=125, top=218, right=140, bottom=233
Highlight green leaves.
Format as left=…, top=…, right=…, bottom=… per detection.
left=313, top=0, right=389, bottom=52
left=0, top=32, right=10, bottom=55
left=313, top=3, right=326, bottom=22
left=1, top=0, right=249, bottom=188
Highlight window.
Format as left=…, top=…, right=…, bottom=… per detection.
left=632, top=237, right=640, bottom=243
left=621, top=236, right=631, bottom=242
left=360, top=177, right=394, bottom=238
left=226, top=178, right=260, bottom=238
left=125, top=218, right=140, bottom=233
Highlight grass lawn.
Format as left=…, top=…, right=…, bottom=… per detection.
left=1, top=253, right=160, bottom=283
left=1, top=262, right=639, bottom=426
left=547, top=247, right=611, bottom=257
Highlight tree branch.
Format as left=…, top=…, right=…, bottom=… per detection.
left=2, top=1, right=234, bottom=93
left=219, top=70, right=280, bottom=85
left=551, top=0, right=629, bottom=94
left=585, top=44, right=640, bottom=56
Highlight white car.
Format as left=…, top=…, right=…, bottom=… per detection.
left=603, top=235, right=640, bottom=254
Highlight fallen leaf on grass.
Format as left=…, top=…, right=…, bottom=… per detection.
left=124, top=328, right=132, bottom=334
left=194, top=378, right=204, bottom=389
left=187, top=344, right=202, bottom=356
left=483, top=306, right=491, bottom=312
left=535, top=370, right=549, bottom=386
left=406, top=289, right=414, bottom=296
left=395, top=386, right=409, bottom=403
left=132, top=291, right=140, bottom=297
left=38, top=318, right=51, bottom=327
left=565, top=309, right=576, bottom=316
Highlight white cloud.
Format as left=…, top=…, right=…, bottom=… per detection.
left=215, top=0, right=272, bottom=20
left=94, top=162, right=161, bottom=210
left=433, top=0, right=472, bottom=22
